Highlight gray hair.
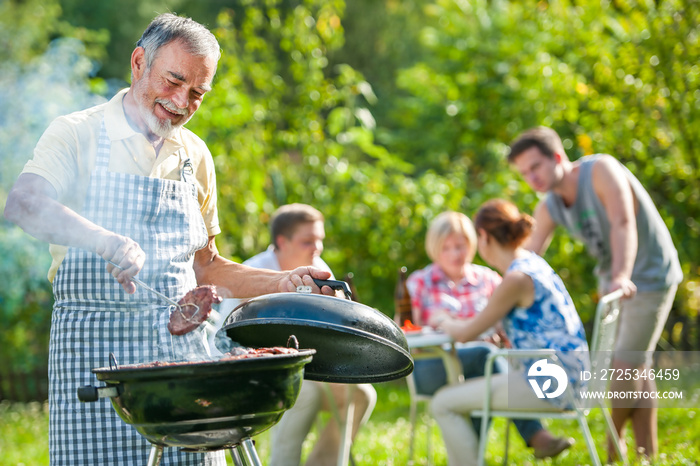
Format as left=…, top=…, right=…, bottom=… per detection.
left=136, top=13, right=221, bottom=69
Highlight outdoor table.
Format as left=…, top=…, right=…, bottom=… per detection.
left=404, top=328, right=464, bottom=384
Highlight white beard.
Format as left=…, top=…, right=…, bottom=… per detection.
left=140, top=104, right=175, bottom=138
left=133, top=76, right=191, bottom=139
left=139, top=98, right=191, bottom=139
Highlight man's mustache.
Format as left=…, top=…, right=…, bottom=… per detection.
left=156, top=98, right=189, bottom=116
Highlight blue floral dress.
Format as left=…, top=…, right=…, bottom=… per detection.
left=503, top=252, right=590, bottom=408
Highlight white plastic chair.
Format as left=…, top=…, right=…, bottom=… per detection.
left=473, top=290, right=627, bottom=466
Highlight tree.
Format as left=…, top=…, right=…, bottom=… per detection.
left=368, top=0, right=699, bottom=318
left=187, top=0, right=457, bottom=310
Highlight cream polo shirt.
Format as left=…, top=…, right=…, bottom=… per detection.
left=21, top=88, right=221, bottom=282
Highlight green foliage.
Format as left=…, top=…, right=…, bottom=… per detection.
left=368, top=0, right=700, bottom=318
left=0, top=0, right=63, bottom=65
left=57, top=0, right=189, bottom=80
left=0, top=401, right=50, bottom=465
left=188, top=1, right=465, bottom=311
left=1, top=0, right=109, bottom=195
left=0, top=225, right=53, bottom=373
left=2, top=0, right=699, bottom=377
left=0, top=0, right=109, bottom=67
left=327, top=0, right=431, bottom=122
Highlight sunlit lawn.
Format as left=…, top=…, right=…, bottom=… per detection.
left=1, top=381, right=698, bottom=465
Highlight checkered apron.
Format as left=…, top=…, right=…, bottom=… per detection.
left=49, top=121, right=225, bottom=465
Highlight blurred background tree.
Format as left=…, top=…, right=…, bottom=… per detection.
left=1, top=0, right=698, bottom=387
left=0, top=0, right=109, bottom=391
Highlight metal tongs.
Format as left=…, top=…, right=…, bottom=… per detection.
left=106, top=260, right=199, bottom=322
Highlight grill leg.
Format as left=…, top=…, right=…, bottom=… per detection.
left=230, top=438, right=262, bottom=466
left=229, top=446, right=245, bottom=465
left=147, top=445, right=164, bottom=466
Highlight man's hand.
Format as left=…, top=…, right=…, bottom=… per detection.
left=95, top=232, right=146, bottom=294
left=281, top=266, right=335, bottom=295
left=608, top=277, right=637, bottom=299
left=5, top=173, right=147, bottom=294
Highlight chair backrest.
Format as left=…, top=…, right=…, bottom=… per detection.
left=587, top=290, right=624, bottom=395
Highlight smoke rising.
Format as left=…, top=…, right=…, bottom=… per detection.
left=0, top=37, right=119, bottom=194
left=1, top=37, right=124, bottom=281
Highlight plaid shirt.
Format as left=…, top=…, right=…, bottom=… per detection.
left=406, top=263, right=502, bottom=324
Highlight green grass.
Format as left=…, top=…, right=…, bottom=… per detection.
left=1, top=382, right=698, bottom=465
left=0, top=401, right=49, bottom=466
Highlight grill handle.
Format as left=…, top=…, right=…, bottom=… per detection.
left=312, top=279, right=352, bottom=300
left=78, top=385, right=119, bottom=402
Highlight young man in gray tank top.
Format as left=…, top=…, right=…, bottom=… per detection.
left=507, top=126, right=682, bottom=461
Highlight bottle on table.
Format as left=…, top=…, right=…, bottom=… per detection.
left=394, top=266, right=413, bottom=326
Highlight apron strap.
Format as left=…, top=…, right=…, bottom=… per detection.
left=95, top=121, right=111, bottom=170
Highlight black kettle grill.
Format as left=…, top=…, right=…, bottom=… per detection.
left=78, top=280, right=413, bottom=465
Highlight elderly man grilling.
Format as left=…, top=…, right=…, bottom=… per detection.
left=4, top=13, right=332, bottom=465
